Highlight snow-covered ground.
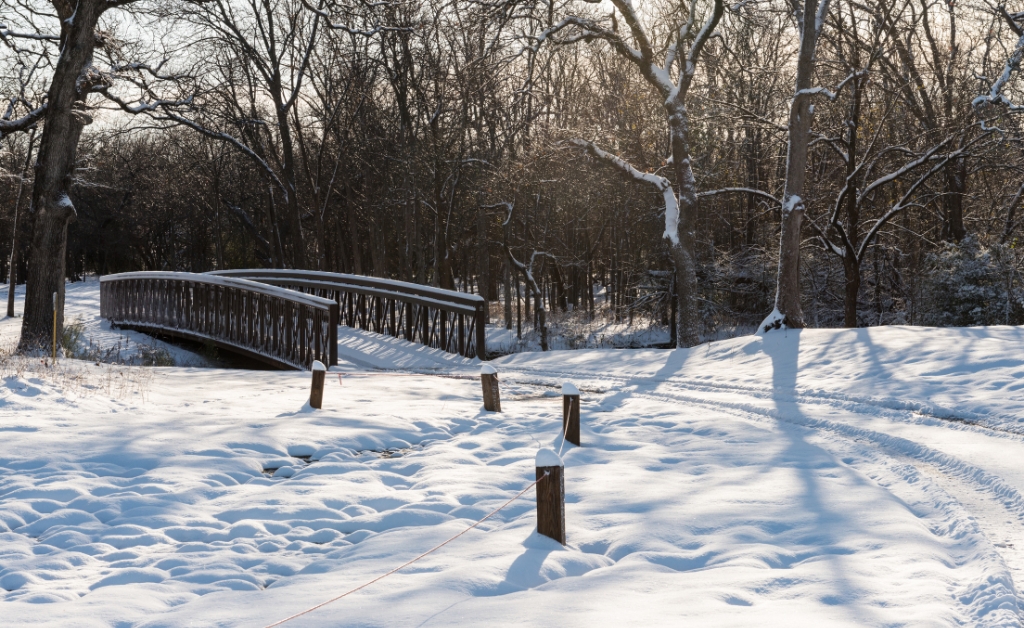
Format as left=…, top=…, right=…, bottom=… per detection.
left=2, top=281, right=1024, bottom=625
left=0, top=280, right=211, bottom=366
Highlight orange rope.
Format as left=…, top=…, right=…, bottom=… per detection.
left=262, top=473, right=544, bottom=628
left=334, top=371, right=483, bottom=386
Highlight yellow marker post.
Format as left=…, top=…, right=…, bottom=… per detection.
left=52, top=291, right=57, bottom=364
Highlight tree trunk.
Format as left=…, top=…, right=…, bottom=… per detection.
left=843, top=256, right=861, bottom=328
left=516, top=272, right=522, bottom=339
left=477, top=203, right=490, bottom=322
left=941, top=157, right=967, bottom=242
left=667, top=107, right=701, bottom=347
left=273, top=91, right=305, bottom=268
left=415, top=195, right=426, bottom=284
left=370, top=214, right=384, bottom=277
left=19, top=1, right=103, bottom=351
left=744, top=126, right=760, bottom=248
left=768, top=0, right=822, bottom=332
left=403, top=192, right=413, bottom=281
left=7, top=129, right=35, bottom=319
left=503, top=221, right=512, bottom=329
left=841, top=73, right=864, bottom=329
left=347, top=182, right=362, bottom=275
left=267, top=188, right=285, bottom=268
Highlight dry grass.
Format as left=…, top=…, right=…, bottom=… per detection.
left=0, top=340, right=154, bottom=401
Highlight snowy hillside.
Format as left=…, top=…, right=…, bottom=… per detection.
left=2, top=283, right=1024, bottom=626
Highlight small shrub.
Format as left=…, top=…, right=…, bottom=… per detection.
left=139, top=344, right=176, bottom=367
left=200, top=339, right=220, bottom=362
left=919, top=235, right=1024, bottom=326
left=60, top=320, right=86, bottom=357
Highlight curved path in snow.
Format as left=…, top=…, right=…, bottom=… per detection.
left=489, top=328, right=1024, bottom=624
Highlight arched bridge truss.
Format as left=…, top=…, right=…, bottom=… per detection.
left=100, top=270, right=487, bottom=370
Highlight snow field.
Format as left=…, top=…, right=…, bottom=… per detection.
left=0, top=280, right=211, bottom=367
left=1, top=281, right=1024, bottom=625
left=0, top=358, right=1016, bottom=626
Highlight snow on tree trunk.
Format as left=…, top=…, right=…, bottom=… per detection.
left=668, top=107, right=701, bottom=347
left=764, top=0, right=830, bottom=333
left=19, top=1, right=104, bottom=351
left=535, top=0, right=723, bottom=348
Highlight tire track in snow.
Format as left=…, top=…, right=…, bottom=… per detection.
left=500, top=364, right=1024, bottom=528
left=489, top=365, right=1024, bottom=438
left=491, top=365, right=1024, bottom=623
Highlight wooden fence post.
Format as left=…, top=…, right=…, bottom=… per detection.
left=480, top=364, right=501, bottom=412
left=536, top=448, right=565, bottom=544
left=310, top=360, right=326, bottom=409
left=562, top=382, right=580, bottom=446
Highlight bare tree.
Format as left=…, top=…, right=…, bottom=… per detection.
left=532, top=0, right=725, bottom=347
left=6, top=128, right=35, bottom=318
left=8, top=0, right=190, bottom=350
left=762, top=0, right=832, bottom=332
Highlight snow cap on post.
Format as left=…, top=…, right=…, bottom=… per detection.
left=562, top=383, right=581, bottom=447
left=480, top=364, right=501, bottom=411
left=309, top=362, right=327, bottom=409
left=535, top=447, right=563, bottom=468
left=535, top=448, right=566, bottom=544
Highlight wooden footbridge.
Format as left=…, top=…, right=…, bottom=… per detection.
left=99, top=270, right=488, bottom=370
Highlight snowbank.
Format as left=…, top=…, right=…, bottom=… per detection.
left=1, top=286, right=1024, bottom=626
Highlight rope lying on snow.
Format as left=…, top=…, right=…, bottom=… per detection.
left=262, top=472, right=547, bottom=628
left=334, top=371, right=480, bottom=386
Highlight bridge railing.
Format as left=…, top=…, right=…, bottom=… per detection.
left=100, top=272, right=338, bottom=370
left=208, top=270, right=487, bottom=360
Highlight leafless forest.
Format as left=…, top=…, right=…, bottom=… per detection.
left=3, top=0, right=1024, bottom=350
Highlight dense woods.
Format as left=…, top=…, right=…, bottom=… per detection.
left=4, top=0, right=1024, bottom=350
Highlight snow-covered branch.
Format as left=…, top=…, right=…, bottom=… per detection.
left=0, top=24, right=59, bottom=44
left=795, top=86, right=836, bottom=100
left=608, top=0, right=656, bottom=63
left=682, top=0, right=725, bottom=87
left=698, top=187, right=781, bottom=206
left=104, top=89, right=289, bottom=202
left=0, top=104, right=46, bottom=139
left=856, top=137, right=953, bottom=204
left=856, top=145, right=974, bottom=261
left=300, top=0, right=413, bottom=37
left=974, top=17, right=1024, bottom=115
left=569, top=139, right=680, bottom=245
left=482, top=201, right=514, bottom=225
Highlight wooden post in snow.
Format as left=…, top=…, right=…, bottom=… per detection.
left=310, top=360, right=326, bottom=409
left=480, top=364, right=501, bottom=412
left=536, top=448, right=565, bottom=544
left=562, top=382, right=580, bottom=447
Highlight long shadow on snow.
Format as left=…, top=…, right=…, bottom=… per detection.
left=759, top=329, right=881, bottom=623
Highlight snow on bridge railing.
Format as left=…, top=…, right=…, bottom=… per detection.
left=208, top=269, right=487, bottom=360
left=100, top=271, right=338, bottom=370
